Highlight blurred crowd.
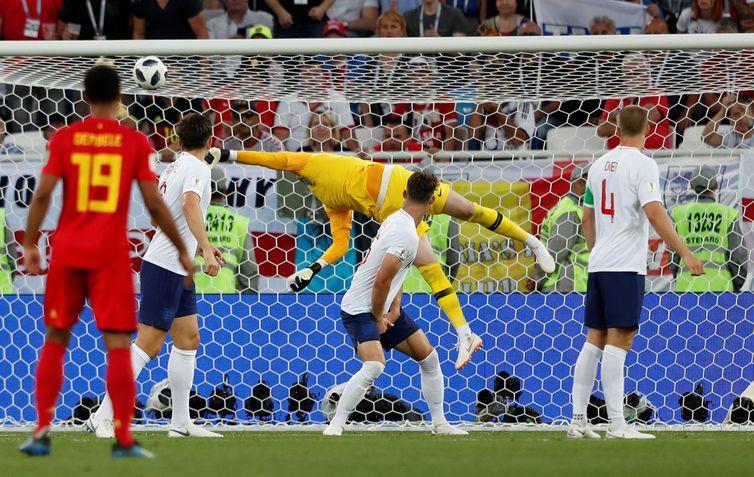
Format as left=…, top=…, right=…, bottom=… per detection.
left=2, top=1, right=754, bottom=157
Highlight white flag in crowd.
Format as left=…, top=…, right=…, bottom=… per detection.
left=533, top=0, right=648, bottom=35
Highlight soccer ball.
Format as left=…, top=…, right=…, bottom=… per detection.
left=133, top=56, right=168, bottom=90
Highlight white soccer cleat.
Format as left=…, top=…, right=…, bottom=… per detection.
left=567, top=420, right=601, bottom=439
left=455, top=333, right=483, bottom=370
left=85, top=417, right=114, bottom=439
left=531, top=242, right=556, bottom=274
left=432, top=422, right=469, bottom=436
left=322, top=423, right=344, bottom=436
left=168, top=424, right=223, bottom=438
left=606, top=426, right=655, bottom=440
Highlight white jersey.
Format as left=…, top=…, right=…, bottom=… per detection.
left=341, top=209, right=419, bottom=316
left=143, top=152, right=212, bottom=276
left=585, top=146, right=662, bottom=274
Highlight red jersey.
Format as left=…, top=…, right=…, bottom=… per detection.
left=391, top=103, right=457, bottom=150
left=601, top=96, right=672, bottom=150
left=42, top=117, right=156, bottom=269
left=0, top=0, right=60, bottom=40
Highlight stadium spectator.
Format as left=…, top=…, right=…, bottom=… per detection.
left=590, top=15, right=617, bottom=35
left=57, top=0, right=131, bottom=40
left=359, top=10, right=409, bottom=128
left=535, top=163, right=590, bottom=293
left=670, top=166, right=748, bottom=292
left=676, top=0, right=724, bottom=33
left=644, top=16, right=670, bottom=34
left=133, top=0, right=208, bottom=39
left=702, top=94, right=754, bottom=148
left=469, top=101, right=535, bottom=151
left=194, top=168, right=259, bottom=294
left=716, top=16, right=740, bottom=32
left=378, top=0, right=421, bottom=14
left=372, top=115, right=422, bottom=152
left=0, top=0, right=60, bottom=40
left=273, top=63, right=360, bottom=152
left=322, top=19, right=347, bottom=37
left=326, top=0, right=378, bottom=35
left=598, top=54, right=672, bottom=149
left=655, top=0, right=692, bottom=32
left=222, top=105, right=282, bottom=151
left=445, top=0, right=480, bottom=32
left=207, top=0, right=273, bottom=38
left=478, top=0, right=529, bottom=36
left=301, top=112, right=348, bottom=152
left=404, top=0, right=467, bottom=37
left=265, top=0, right=331, bottom=38
left=518, top=21, right=541, bottom=35
left=731, top=0, right=754, bottom=32
left=390, top=57, right=459, bottom=152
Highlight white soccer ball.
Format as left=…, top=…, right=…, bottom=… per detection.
left=133, top=56, right=168, bottom=90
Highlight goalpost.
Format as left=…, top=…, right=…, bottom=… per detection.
left=0, top=34, right=753, bottom=429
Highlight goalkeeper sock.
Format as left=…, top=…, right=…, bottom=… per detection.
left=419, top=350, right=448, bottom=426
left=418, top=263, right=470, bottom=338
left=236, top=150, right=308, bottom=173
left=571, top=342, right=602, bottom=420
left=602, top=345, right=628, bottom=430
left=168, top=346, right=197, bottom=431
left=331, top=361, right=384, bottom=426
left=106, top=347, right=135, bottom=447
left=95, top=343, right=150, bottom=422
left=468, top=203, right=529, bottom=243
left=34, top=341, right=66, bottom=436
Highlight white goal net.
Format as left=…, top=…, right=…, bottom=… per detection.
left=1, top=36, right=753, bottom=428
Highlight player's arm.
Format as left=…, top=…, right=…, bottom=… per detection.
left=643, top=201, right=704, bottom=276
left=23, top=174, right=58, bottom=274
left=371, top=253, right=403, bottom=332
left=139, top=179, right=194, bottom=277
left=183, top=191, right=223, bottom=277
left=287, top=208, right=352, bottom=292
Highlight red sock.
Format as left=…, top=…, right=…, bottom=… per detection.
left=34, top=341, right=67, bottom=435
left=107, top=348, right=135, bottom=447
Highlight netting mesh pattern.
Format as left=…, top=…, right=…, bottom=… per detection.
left=2, top=49, right=754, bottom=103
left=1, top=47, right=754, bottom=427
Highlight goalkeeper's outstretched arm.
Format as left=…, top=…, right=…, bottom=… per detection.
left=205, top=147, right=309, bottom=173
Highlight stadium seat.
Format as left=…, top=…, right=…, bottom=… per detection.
left=545, top=126, right=605, bottom=151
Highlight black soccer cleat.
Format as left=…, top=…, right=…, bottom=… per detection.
left=111, top=441, right=156, bottom=459
left=18, top=433, right=51, bottom=457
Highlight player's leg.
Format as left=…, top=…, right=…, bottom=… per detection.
left=324, top=340, right=385, bottom=436
left=166, top=309, right=221, bottom=438
left=19, top=266, right=84, bottom=456
left=600, top=273, right=654, bottom=440
left=394, top=329, right=468, bottom=436
left=413, top=234, right=482, bottom=370
left=437, top=188, right=555, bottom=273
left=568, top=272, right=605, bottom=439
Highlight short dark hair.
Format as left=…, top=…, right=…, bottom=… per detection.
left=407, top=170, right=439, bottom=203
left=617, top=105, right=648, bottom=138
left=176, top=112, right=212, bottom=149
left=84, top=65, right=121, bottom=104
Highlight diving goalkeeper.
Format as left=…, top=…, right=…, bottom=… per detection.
left=206, top=148, right=555, bottom=370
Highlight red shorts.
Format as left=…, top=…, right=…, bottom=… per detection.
left=44, top=264, right=137, bottom=333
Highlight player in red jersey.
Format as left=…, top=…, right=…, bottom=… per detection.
left=18, top=65, right=192, bottom=458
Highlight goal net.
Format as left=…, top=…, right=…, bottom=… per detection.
left=1, top=36, right=753, bottom=428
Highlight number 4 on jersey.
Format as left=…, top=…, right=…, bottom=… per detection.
left=601, top=178, right=615, bottom=223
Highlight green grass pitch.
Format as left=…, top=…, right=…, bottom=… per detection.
left=3, top=431, right=752, bottom=477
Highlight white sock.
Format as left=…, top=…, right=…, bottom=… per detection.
left=419, top=350, right=447, bottom=426
left=94, top=343, right=150, bottom=422
left=455, top=324, right=472, bottom=341
left=331, top=361, right=384, bottom=426
left=571, top=342, right=603, bottom=421
left=168, top=346, right=197, bottom=430
left=602, top=345, right=628, bottom=430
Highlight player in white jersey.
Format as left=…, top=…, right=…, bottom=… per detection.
left=324, top=171, right=468, bottom=437
left=88, top=114, right=224, bottom=439
left=568, top=106, right=704, bottom=440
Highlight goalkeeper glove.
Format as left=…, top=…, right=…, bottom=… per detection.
left=287, top=262, right=323, bottom=292
left=204, top=147, right=233, bottom=168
